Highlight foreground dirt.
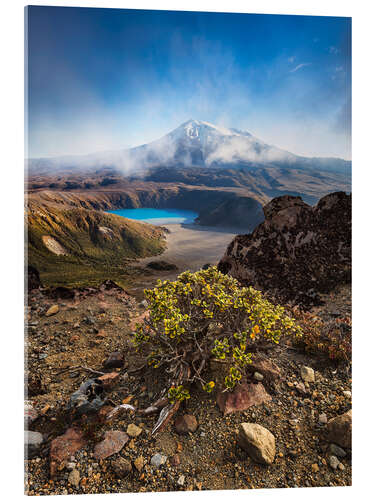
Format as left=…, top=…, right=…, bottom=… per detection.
left=25, top=283, right=351, bottom=495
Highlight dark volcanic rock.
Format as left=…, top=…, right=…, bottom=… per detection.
left=146, top=260, right=178, bottom=271
left=218, top=192, right=351, bottom=307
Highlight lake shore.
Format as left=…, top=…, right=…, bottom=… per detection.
left=135, top=222, right=247, bottom=274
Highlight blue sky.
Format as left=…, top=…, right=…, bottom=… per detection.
left=26, top=6, right=351, bottom=159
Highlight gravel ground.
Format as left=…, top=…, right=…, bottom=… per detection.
left=25, top=283, right=351, bottom=495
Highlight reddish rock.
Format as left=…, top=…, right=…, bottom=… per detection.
left=174, top=414, right=198, bottom=434
left=326, top=409, right=352, bottom=449
left=103, top=352, right=124, bottom=369
left=94, top=430, right=129, bottom=460
left=217, top=382, right=272, bottom=415
left=50, top=427, right=87, bottom=477
left=97, top=372, right=120, bottom=388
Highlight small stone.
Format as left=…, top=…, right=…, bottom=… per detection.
left=66, top=462, right=76, bottom=471
left=328, top=443, right=346, bottom=458
left=25, top=430, right=43, bottom=458
left=253, top=372, right=264, bottom=381
left=300, top=366, right=315, bottom=383
left=46, top=304, right=59, bottom=316
left=238, top=423, right=276, bottom=465
left=328, top=455, right=340, bottom=470
left=338, top=462, right=345, bottom=471
left=171, top=454, right=180, bottom=466
left=150, top=453, right=167, bottom=468
left=318, top=413, right=328, bottom=425
left=68, top=469, right=80, bottom=487
left=126, top=424, right=142, bottom=437
left=343, top=391, right=351, bottom=399
left=295, top=382, right=306, bottom=394
left=111, top=457, right=132, bottom=478
left=175, top=414, right=198, bottom=434
left=177, top=475, right=185, bottom=486
left=311, top=463, right=319, bottom=473
left=133, top=456, right=144, bottom=472
left=140, top=300, right=148, bottom=308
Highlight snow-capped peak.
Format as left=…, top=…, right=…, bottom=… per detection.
left=177, top=119, right=250, bottom=139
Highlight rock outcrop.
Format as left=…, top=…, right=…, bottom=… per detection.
left=218, top=192, right=351, bottom=307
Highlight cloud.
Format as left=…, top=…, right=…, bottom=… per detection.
left=289, top=63, right=312, bottom=73
left=288, top=56, right=296, bottom=63
left=329, top=46, right=340, bottom=55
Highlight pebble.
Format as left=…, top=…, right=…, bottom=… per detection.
left=254, top=372, right=264, bottom=381
left=300, top=366, right=315, bottom=383
left=318, top=413, right=328, bottom=424
left=111, top=457, right=132, bottom=478
left=328, top=455, right=340, bottom=470
left=68, top=469, right=80, bottom=487
left=133, top=456, right=144, bottom=472
left=150, top=453, right=167, bottom=468
left=127, top=424, right=142, bottom=437
left=311, top=463, right=319, bottom=473
left=343, top=391, right=351, bottom=399
left=46, top=304, right=59, bottom=317
left=177, top=475, right=185, bottom=486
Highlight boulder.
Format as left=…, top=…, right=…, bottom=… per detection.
left=238, top=423, right=276, bottom=465
left=217, top=382, right=272, bottom=415
left=93, top=430, right=129, bottom=460
left=174, top=414, right=198, bottom=434
left=218, top=192, right=351, bottom=307
left=326, top=409, right=352, bottom=449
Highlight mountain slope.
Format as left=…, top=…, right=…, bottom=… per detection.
left=27, top=202, right=166, bottom=287
left=28, top=120, right=351, bottom=178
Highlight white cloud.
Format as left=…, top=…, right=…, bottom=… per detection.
left=288, top=56, right=296, bottom=63
left=290, top=63, right=312, bottom=73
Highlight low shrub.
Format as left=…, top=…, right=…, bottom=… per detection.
left=293, top=312, right=351, bottom=362
left=133, top=267, right=302, bottom=400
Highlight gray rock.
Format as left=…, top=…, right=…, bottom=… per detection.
left=25, top=430, right=43, bottom=458
left=300, top=366, right=315, bottom=383
left=328, top=443, right=346, bottom=458
left=328, top=455, right=340, bottom=470
left=238, top=423, right=276, bottom=465
left=150, top=453, right=167, bottom=468
left=342, top=390, right=351, bottom=399
left=253, top=372, right=264, bottom=382
left=68, top=468, right=80, bottom=487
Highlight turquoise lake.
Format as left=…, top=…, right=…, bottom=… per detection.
left=106, top=208, right=198, bottom=225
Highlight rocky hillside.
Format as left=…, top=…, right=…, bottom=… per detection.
left=27, top=202, right=166, bottom=288
left=218, top=192, right=351, bottom=307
